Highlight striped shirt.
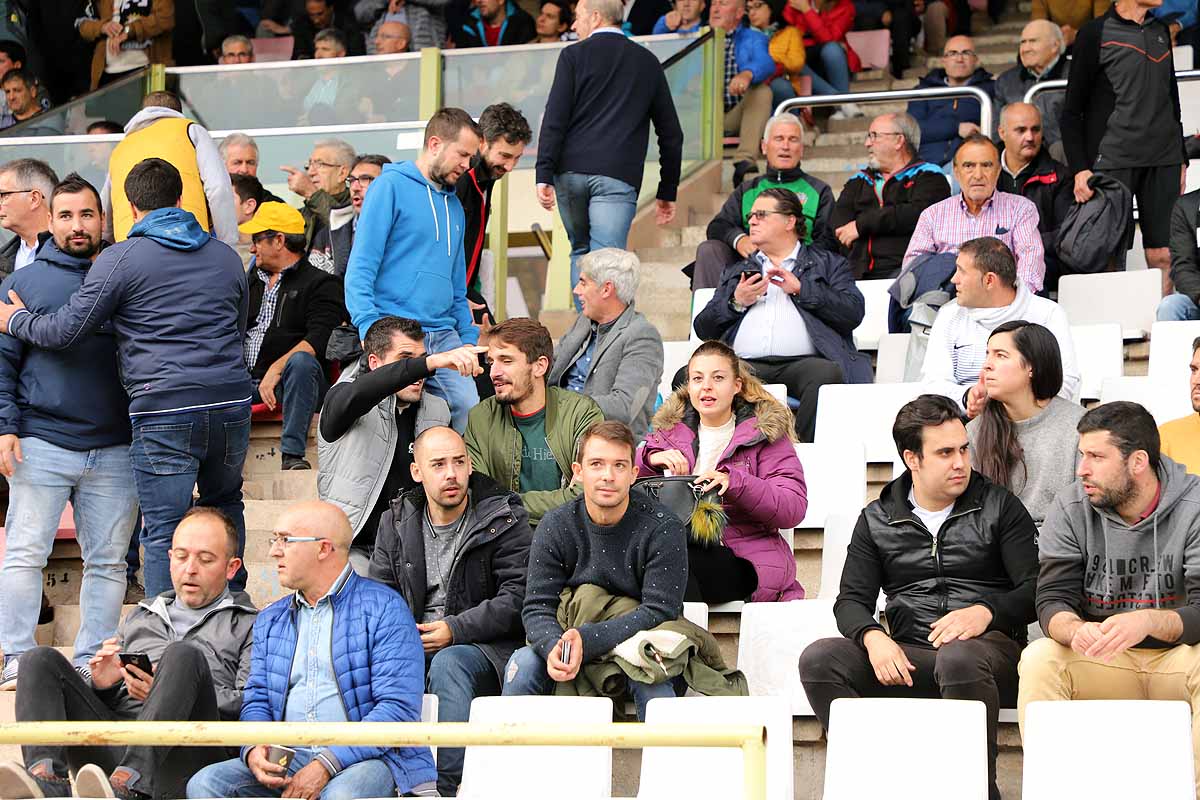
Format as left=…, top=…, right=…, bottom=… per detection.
left=244, top=267, right=288, bottom=371
left=903, top=191, right=1046, bottom=293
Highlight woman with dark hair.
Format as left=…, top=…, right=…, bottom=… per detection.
left=966, top=320, right=1084, bottom=526
left=637, top=340, right=808, bottom=603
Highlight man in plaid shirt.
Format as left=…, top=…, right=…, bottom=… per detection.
left=903, top=134, right=1045, bottom=294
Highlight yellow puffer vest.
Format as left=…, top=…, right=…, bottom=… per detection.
left=109, top=117, right=210, bottom=241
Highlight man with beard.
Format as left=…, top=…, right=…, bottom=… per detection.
left=369, top=426, right=532, bottom=796
left=346, top=108, right=483, bottom=433
left=1018, top=401, right=1200, bottom=787
left=0, top=173, right=139, bottom=688
left=465, top=317, right=602, bottom=527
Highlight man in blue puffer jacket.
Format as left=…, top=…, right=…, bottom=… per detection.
left=188, top=500, right=436, bottom=799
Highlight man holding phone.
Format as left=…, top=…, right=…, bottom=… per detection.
left=501, top=421, right=687, bottom=721
left=0, top=508, right=256, bottom=800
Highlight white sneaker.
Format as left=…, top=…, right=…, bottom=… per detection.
left=0, top=659, right=17, bottom=691
left=830, top=102, right=865, bottom=120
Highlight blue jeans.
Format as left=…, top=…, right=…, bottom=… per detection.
left=769, top=76, right=797, bottom=112
left=186, top=751, right=394, bottom=799
left=553, top=172, right=638, bottom=310
left=253, top=351, right=326, bottom=457
left=800, top=41, right=852, bottom=95
left=130, top=402, right=251, bottom=597
left=1158, top=292, right=1200, bottom=321
left=501, top=645, right=677, bottom=721
left=422, top=328, right=479, bottom=434
left=426, top=644, right=501, bottom=795
left=0, top=438, right=139, bottom=666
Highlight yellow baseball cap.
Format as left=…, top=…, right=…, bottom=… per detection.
left=238, top=201, right=306, bottom=236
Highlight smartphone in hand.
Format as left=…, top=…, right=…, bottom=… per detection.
left=117, top=652, right=152, bottom=675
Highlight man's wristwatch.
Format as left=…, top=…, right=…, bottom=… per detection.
left=731, top=299, right=748, bottom=314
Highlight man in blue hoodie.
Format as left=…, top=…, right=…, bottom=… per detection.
left=345, top=107, right=482, bottom=433
left=0, top=157, right=253, bottom=600
left=0, top=173, right=139, bottom=690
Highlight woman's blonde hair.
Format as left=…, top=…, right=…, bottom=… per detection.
left=682, top=340, right=797, bottom=441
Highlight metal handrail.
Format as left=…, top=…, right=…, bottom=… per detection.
left=1024, top=68, right=1200, bottom=103
left=0, top=120, right=428, bottom=148
left=661, top=27, right=713, bottom=70
left=776, top=85, right=995, bottom=133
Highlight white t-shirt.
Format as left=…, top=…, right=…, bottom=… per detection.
left=908, top=487, right=953, bottom=538
left=695, top=416, right=736, bottom=475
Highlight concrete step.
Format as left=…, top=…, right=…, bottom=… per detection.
left=243, top=499, right=297, bottom=532
left=808, top=170, right=857, bottom=192
left=242, top=470, right=319, bottom=502
left=808, top=143, right=867, bottom=159
left=244, top=440, right=318, bottom=474
left=50, top=604, right=139, bottom=649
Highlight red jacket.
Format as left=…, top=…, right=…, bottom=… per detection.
left=783, top=0, right=862, bottom=73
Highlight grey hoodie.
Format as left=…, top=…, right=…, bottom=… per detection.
left=1037, top=456, right=1200, bottom=647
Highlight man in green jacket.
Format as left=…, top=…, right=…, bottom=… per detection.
left=466, top=318, right=603, bottom=525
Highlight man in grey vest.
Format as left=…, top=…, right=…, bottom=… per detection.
left=316, top=316, right=483, bottom=572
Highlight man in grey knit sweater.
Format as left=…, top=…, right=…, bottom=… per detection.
left=501, top=420, right=687, bottom=720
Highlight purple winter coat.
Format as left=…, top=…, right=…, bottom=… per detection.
left=636, top=391, right=808, bottom=602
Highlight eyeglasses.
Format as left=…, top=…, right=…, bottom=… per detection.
left=944, top=49, right=976, bottom=59
left=305, top=159, right=341, bottom=171
left=747, top=209, right=791, bottom=220
left=268, top=533, right=330, bottom=549
left=251, top=232, right=281, bottom=245
left=866, top=131, right=903, bottom=142
left=347, top=174, right=376, bottom=187
left=0, top=188, right=33, bottom=203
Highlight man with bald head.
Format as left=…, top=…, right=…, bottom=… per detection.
left=370, top=426, right=531, bottom=795
left=187, top=500, right=437, bottom=799
left=908, top=36, right=996, bottom=166
left=375, top=19, right=412, bottom=53
left=997, top=103, right=1073, bottom=290
left=994, top=21, right=1068, bottom=153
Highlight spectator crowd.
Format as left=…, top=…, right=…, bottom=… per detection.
left=1, top=0, right=1200, bottom=797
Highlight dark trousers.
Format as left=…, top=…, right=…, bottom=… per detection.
left=693, top=240, right=740, bottom=291
left=17, top=643, right=228, bottom=800
left=744, top=356, right=844, bottom=442
left=799, top=632, right=1022, bottom=800
left=684, top=542, right=759, bottom=604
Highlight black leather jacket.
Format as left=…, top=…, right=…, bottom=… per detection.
left=835, top=470, right=1039, bottom=648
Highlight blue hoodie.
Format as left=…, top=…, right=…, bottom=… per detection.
left=344, top=161, right=477, bottom=344
left=7, top=208, right=251, bottom=416
left=0, top=240, right=131, bottom=450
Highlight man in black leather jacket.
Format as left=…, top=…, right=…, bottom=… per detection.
left=799, top=394, right=1037, bottom=800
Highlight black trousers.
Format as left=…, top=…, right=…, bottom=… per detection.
left=684, top=542, right=759, bottom=603
left=799, top=632, right=1021, bottom=800
left=17, top=643, right=229, bottom=800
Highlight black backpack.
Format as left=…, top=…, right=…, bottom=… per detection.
left=1056, top=172, right=1133, bottom=274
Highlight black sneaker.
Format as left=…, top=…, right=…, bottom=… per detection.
left=123, top=579, right=145, bottom=604
left=281, top=453, right=312, bottom=470
left=732, top=159, right=759, bottom=189
left=0, top=761, right=72, bottom=798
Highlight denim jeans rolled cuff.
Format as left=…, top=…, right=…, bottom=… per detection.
left=186, top=752, right=395, bottom=799
left=426, top=644, right=501, bottom=794
left=131, top=402, right=251, bottom=597
left=253, top=349, right=327, bottom=457
left=1157, top=292, right=1200, bottom=321
left=0, top=437, right=138, bottom=665
left=422, top=328, right=480, bottom=434
left=553, top=172, right=638, bottom=309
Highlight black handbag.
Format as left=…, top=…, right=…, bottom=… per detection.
left=632, top=475, right=727, bottom=547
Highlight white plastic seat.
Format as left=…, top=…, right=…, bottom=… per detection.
left=1100, top=375, right=1174, bottom=425
left=689, top=288, right=716, bottom=344
left=1148, top=320, right=1200, bottom=423
left=1023, top=700, right=1195, bottom=800
left=875, top=332, right=911, bottom=383
left=736, top=599, right=840, bottom=715
left=1071, top=323, right=1123, bottom=401
left=638, top=696, right=795, bottom=800
left=682, top=601, right=709, bottom=629
left=763, top=382, right=788, bottom=406
left=458, top=696, right=613, bottom=798
left=817, top=513, right=857, bottom=601
left=794, top=441, right=866, bottom=530
left=852, top=278, right=895, bottom=351
left=421, top=694, right=439, bottom=759
left=823, top=698, right=989, bottom=800
left=658, top=340, right=694, bottom=403
left=815, top=382, right=924, bottom=462
left=1058, top=271, right=1160, bottom=339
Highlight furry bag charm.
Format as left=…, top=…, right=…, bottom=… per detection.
left=632, top=475, right=727, bottom=547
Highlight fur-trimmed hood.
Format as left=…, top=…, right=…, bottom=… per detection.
left=650, top=390, right=796, bottom=446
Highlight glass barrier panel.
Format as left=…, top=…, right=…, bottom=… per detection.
left=166, top=54, right=422, bottom=132
left=638, top=35, right=706, bottom=205
left=0, top=69, right=147, bottom=138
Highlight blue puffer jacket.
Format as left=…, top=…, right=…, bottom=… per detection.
left=240, top=571, right=436, bottom=793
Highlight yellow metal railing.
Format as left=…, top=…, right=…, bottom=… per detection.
left=0, top=720, right=768, bottom=799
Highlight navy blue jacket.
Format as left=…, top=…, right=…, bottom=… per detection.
left=907, top=67, right=996, bottom=165
left=693, top=247, right=874, bottom=383
left=7, top=208, right=251, bottom=416
left=240, top=570, right=436, bottom=794
left=0, top=240, right=130, bottom=450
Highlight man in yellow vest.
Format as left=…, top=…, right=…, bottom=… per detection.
left=102, top=90, right=238, bottom=246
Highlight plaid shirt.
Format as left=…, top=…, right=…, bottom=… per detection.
left=902, top=190, right=1045, bottom=293
left=724, top=37, right=738, bottom=111
left=244, top=266, right=290, bottom=371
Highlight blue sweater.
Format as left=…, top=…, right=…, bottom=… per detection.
left=0, top=240, right=130, bottom=450
left=240, top=570, right=436, bottom=793
left=6, top=208, right=251, bottom=416
left=344, top=161, right=477, bottom=343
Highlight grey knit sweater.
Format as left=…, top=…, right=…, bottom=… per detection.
left=967, top=396, right=1085, bottom=526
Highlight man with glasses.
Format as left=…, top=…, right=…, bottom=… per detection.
left=0, top=508, right=256, bottom=800
left=907, top=36, right=995, bottom=167
left=280, top=137, right=356, bottom=254
left=831, top=112, right=951, bottom=280
left=0, top=158, right=56, bottom=277
left=310, top=154, right=390, bottom=277
left=240, top=202, right=346, bottom=471
left=187, top=500, right=437, bottom=799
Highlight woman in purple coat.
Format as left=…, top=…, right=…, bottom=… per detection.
left=637, top=340, right=808, bottom=603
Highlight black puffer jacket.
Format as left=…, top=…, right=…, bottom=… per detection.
left=998, top=145, right=1073, bottom=285
left=835, top=470, right=1038, bottom=648
left=368, top=472, right=533, bottom=680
